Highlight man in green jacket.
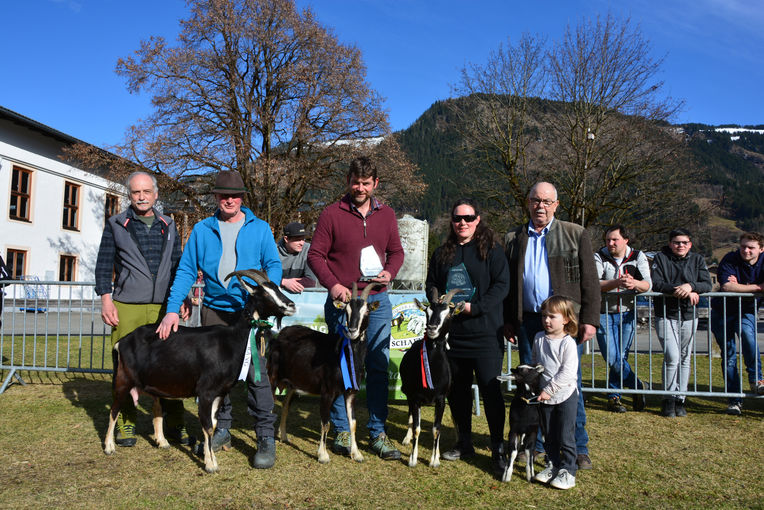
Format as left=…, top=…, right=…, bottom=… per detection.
left=503, top=182, right=600, bottom=470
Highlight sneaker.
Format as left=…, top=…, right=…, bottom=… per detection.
left=115, top=424, right=137, bottom=447
left=166, top=424, right=195, bottom=446
left=252, top=436, right=276, bottom=469
left=369, top=433, right=401, bottom=460
left=331, top=431, right=351, bottom=456
left=576, top=453, right=592, bottom=470
left=550, top=468, right=576, bottom=490
left=725, top=402, right=742, bottom=416
left=661, top=398, right=676, bottom=418
left=754, top=380, right=764, bottom=396
left=607, top=396, right=627, bottom=413
left=441, top=445, right=476, bottom=461
left=675, top=399, right=687, bottom=418
left=195, top=427, right=231, bottom=456
left=533, top=464, right=557, bottom=484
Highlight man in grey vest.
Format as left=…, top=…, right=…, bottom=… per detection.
left=277, top=222, right=317, bottom=294
left=95, top=171, right=190, bottom=447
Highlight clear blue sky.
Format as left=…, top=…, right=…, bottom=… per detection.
left=2, top=0, right=762, bottom=148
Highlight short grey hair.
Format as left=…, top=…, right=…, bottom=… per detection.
left=528, top=181, right=558, bottom=201
left=126, top=171, right=158, bottom=193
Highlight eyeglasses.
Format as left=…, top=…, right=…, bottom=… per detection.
left=529, top=198, right=557, bottom=207
left=671, top=240, right=691, bottom=245
left=452, top=214, right=478, bottom=223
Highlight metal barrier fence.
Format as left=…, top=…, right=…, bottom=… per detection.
left=2, top=281, right=763, bottom=402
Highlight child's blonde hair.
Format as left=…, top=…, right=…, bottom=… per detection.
left=541, top=295, right=579, bottom=336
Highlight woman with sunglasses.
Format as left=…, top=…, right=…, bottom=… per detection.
left=424, top=198, right=510, bottom=478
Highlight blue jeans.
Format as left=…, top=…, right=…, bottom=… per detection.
left=324, top=291, right=392, bottom=439
left=596, top=310, right=643, bottom=399
left=711, top=312, right=763, bottom=404
left=522, top=312, right=588, bottom=455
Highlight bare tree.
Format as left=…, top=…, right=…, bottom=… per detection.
left=545, top=14, right=693, bottom=229
left=64, top=0, right=423, bottom=235
left=449, top=34, right=548, bottom=226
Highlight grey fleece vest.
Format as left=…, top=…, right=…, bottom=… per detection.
left=109, top=209, right=177, bottom=304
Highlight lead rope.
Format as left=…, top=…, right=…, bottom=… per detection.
left=248, top=319, right=273, bottom=382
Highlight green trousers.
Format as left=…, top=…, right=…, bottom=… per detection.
left=111, top=301, right=185, bottom=429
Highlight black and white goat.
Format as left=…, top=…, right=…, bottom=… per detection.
left=267, top=283, right=380, bottom=464
left=399, top=288, right=464, bottom=468
left=498, top=364, right=545, bottom=482
left=103, top=269, right=296, bottom=473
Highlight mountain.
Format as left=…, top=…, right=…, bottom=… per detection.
left=396, top=97, right=764, bottom=255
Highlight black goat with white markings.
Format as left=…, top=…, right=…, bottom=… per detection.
left=103, top=270, right=295, bottom=473
left=498, top=364, right=545, bottom=482
left=399, top=288, right=464, bottom=468
left=267, top=283, right=380, bottom=463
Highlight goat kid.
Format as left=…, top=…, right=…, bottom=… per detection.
left=267, top=283, right=380, bottom=464
left=103, top=270, right=295, bottom=474
left=497, top=364, right=545, bottom=482
left=399, top=289, right=464, bottom=468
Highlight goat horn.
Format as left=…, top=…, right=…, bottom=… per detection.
left=360, top=282, right=381, bottom=301
left=225, top=269, right=269, bottom=292
left=442, top=288, right=462, bottom=304
left=351, top=282, right=358, bottom=299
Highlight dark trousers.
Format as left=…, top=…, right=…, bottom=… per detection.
left=201, top=306, right=276, bottom=438
left=448, top=355, right=506, bottom=448
left=539, top=391, right=578, bottom=475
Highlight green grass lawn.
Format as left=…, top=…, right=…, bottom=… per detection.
left=0, top=371, right=761, bottom=509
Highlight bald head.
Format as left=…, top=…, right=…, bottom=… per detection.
left=527, top=181, right=559, bottom=231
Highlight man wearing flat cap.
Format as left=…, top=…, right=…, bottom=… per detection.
left=278, top=222, right=317, bottom=294
left=157, top=170, right=282, bottom=469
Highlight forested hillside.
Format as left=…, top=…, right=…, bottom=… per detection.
left=396, top=97, right=763, bottom=253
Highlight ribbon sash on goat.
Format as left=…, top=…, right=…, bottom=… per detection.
left=338, top=326, right=359, bottom=391
left=238, top=320, right=273, bottom=382
left=420, top=336, right=434, bottom=389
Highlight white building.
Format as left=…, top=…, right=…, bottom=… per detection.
left=0, top=106, right=124, bottom=284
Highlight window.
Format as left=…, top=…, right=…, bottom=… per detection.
left=105, top=193, right=119, bottom=223
left=62, top=181, right=80, bottom=230
left=6, top=249, right=26, bottom=279
left=59, top=255, right=76, bottom=282
left=10, top=166, right=32, bottom=221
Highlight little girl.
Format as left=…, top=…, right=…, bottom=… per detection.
left=532, top=295, right=579, bottom=490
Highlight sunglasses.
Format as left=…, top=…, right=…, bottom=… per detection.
left=452, top=214, right=478, bottom=223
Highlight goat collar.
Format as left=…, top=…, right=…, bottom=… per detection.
left=250, top=319, right=273, bottom=329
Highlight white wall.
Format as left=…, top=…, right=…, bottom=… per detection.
left=0, top=139, right=125, bottom=283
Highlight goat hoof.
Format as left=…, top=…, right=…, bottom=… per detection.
left=104, top=446, right=115, bottom=455
left=157, top=440, right=171, bottom=449
left=430, top=460, right=440, bottom=468
left=317, top=455, right=330, bottom=464
left=204, top=466, right=219, bottom=474
left=352, top=454, right=364, bottom=463
left=408, top=458, right=417, bottom=468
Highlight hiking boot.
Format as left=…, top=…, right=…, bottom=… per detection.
left=550, top=468, right=576, bottom=490
left=369, top=433, right=401, bottom=460
left=754, top=380, right=764, bottom=396
left=725, top=402, right=742, bottom=416
left=115, top=424, right=137, bottom=447
left=332, top=431, right=351, bottom=456
left=166, top=424, right=195, bottom=446
left=607, top=396, right=627, bottom=413
left=576, top=453, right=592, bottom=470
left=661, top=398, right=676, bottom=418
left=252, top=436, right=276, bottom=469
left=675, top=399, right=687, bottom=418
left=441, top=444, right=476, bottom=461
left=533, top=464, right=557, bottom=484
left=196, top=427, right=231, bottom=456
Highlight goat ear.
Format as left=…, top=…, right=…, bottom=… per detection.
left=535, top=364, right=545, bottom=373
left=333, top=300, right=347, bottom=310
left=414, top=298, right=427, bottom=311
left=452, top=301, right=467, bottom=315
left=368, top=301, right=380, bottom=312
